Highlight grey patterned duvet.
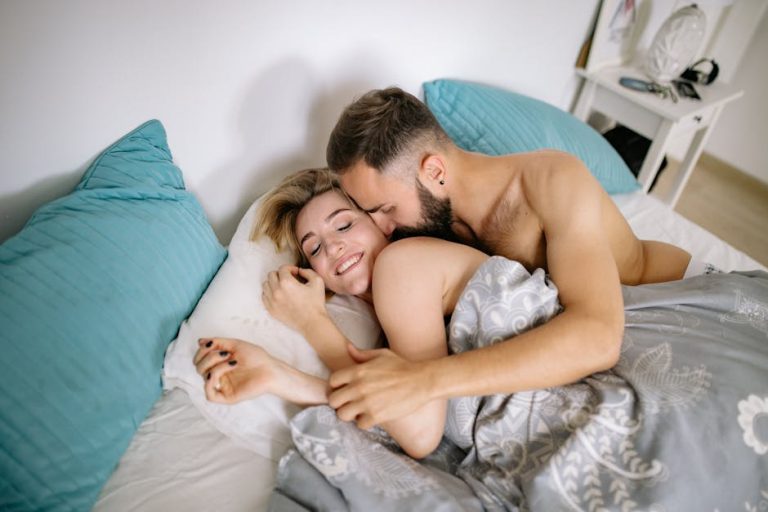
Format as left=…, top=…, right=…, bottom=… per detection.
left=270, top=257, right=768, bottom=511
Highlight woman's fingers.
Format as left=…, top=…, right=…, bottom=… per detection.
left=194, top=337, right=229, bottom=366
left=204, top=358, right=239, bottom=402
left=193, top=337, right=242, bottom=371
left=193, top=338, right=215, bottom=365
left=195, top=347, right=232, bottom=376
left=278, top=264, right=299, bottom=279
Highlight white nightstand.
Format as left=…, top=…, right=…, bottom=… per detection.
left=573, top=65, right=743, bottom=207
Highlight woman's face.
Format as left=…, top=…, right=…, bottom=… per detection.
left=295, top=190, right=389, bottom=297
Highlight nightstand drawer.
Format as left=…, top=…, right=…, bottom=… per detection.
left=677, top=106, right=717, bottom=133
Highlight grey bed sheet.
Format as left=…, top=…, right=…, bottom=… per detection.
left=270, top=257, right=768, bottom=511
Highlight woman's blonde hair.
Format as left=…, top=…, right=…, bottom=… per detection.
left=251, top=168, right=344, bottom=266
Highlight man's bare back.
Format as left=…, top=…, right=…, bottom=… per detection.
left=460, top=150, right=691, bottom=285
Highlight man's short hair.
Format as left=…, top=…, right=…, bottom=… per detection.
left=326, top=87, right=449, bottom=175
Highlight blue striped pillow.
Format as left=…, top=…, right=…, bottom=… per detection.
left=0, top=120, right=226, bottom=511
left=423, top=79, right=639, bottom=195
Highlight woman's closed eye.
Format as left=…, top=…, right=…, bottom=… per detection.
left=305, top=217, right=355, bottom=258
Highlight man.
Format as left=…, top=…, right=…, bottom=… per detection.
left=325, top=87, right=693, bottom=430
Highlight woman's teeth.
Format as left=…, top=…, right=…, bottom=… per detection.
left=337, top=254, right=362, bottom=274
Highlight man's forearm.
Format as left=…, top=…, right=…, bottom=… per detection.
left=426, top=309, right=622, bottom=400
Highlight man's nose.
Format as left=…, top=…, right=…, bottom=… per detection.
left=372, top=213, right=395, bottom=238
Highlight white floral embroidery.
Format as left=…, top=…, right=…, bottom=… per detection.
left=744, top=489, right=768, bottom=512
left=721, top=290, right=768, bottom=336
left=737, top=395, right=768, bottom=455
left=617, top=339, right=711, bottom=414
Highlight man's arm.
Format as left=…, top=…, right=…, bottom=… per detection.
left=329, top=154, right=624, bottom=429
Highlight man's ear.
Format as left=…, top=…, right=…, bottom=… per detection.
left=418, top=154, right=446, bottom=188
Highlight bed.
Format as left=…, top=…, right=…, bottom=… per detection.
left=1, top=79, right=764, bottom=512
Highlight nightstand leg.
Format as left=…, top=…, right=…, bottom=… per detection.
left=661, top=106, right=723, bottom=208
left=573, top=80, right=597, bottom=122
left=637, top=119, right=674, bottom=194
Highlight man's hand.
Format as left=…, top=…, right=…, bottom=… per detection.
left=328, top=344, right=432, bottom=430
left=262, top=265, right=327, bottom=333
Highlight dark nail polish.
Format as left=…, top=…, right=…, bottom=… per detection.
left=219, top=351, right=229, bottom=357
left=206, top=372, right=211, bottom=380
left=205, top=340, right=213, bottom=348
left=228, top=360, right=237, bottom=366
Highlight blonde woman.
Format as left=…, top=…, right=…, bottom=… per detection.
left=195, top=168, right=488, bottom=458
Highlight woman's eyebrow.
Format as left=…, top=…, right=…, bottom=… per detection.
left=299, top=231, right=315, bottom=248
left=299, top=208, right=352, bottom=247
left=325, top=208, right=351, bottom=222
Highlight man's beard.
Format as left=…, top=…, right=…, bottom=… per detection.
left=391, top=180, right=458, bottom=242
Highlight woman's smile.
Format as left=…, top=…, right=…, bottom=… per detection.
left=294, top=190, right=388, bottom=297
left=336, top=252, right=363, bottom=275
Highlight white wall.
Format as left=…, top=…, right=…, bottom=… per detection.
left=705, top=7, right=768, bottom=183
left=0, top=0, right=598, bottom=244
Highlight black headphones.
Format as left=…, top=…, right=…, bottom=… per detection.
left=681, top=58, right=719, bottom=85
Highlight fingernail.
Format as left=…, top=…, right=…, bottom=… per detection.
left=206, top=372, right=211, bottom=381
left=205, top=340, right=213, bottom=348
left=228, top=360, right=238, bottom=366
left=219, top=351, right=229, bottom=357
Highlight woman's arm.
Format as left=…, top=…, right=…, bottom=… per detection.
left=193, top=337, right=327, bottom=405
left=363, top=238, right=487, bottom=457
left=264, top=242, right=484, bottom=459
left=263, top=266, right=356, bottom=370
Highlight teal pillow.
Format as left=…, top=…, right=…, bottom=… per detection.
left=0, top=120, right=226, bottom=511
left=423, top=79, right=639, bottom=195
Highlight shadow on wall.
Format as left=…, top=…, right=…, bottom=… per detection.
left=199, top=57, right=392, bottom=245
left=0, top=56, right=397, bottom=246
left=0, top=169, right=85, bottom=243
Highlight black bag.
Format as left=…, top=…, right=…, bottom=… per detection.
left=603, top=124, right=667, bottom=192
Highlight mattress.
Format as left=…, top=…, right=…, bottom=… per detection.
left=94, top=190, right=764, bottom=511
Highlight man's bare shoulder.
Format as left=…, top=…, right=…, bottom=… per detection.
left=511, top=150, right=596, bottom=205
left=510, top=150, right=588, bottom=180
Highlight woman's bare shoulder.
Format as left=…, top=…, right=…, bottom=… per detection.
left=373, top=237, right=487, bottom=310
left=375, top=237, right=483, bottom=270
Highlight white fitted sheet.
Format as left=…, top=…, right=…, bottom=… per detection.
left=612, top=191, right=764, bottom=272
left=94, top=388, right=277, bottom=512
left=97, top=190, right=764, bottom=512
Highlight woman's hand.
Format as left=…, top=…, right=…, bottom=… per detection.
left=262, top=264, right=327, bottom=334
left=193, top=337, right=329, bottom=406
left=193, top=337, right=278, bottom=404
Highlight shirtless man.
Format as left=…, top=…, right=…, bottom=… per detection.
left=324, top=87, right=693, bottom=429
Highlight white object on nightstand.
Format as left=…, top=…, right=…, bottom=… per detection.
left=573, top=64, right=743, bottom=207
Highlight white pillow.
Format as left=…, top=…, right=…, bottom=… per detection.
left=162, top=198, right=381, bottom=461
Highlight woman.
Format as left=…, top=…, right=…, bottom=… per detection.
left=194, top=168, right=488, bottom=458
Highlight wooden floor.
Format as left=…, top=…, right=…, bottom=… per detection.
left=651, top=154, right=768, bottom=267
